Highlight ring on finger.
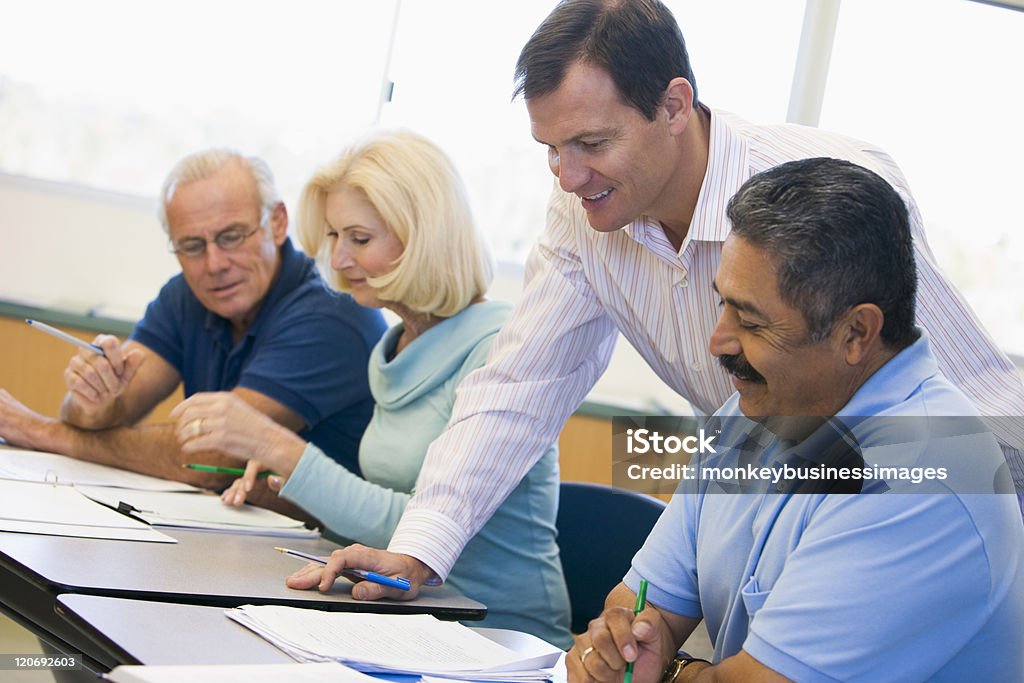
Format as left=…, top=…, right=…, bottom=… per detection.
left=190, top=418, right=204, bottom=438
left=581, top=646, right=594, bottom=666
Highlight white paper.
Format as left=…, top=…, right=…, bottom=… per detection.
left=226, top=605, right=561, bottom=681
left=75, top=486, right=318, bottom=538
left=0, top=448, right=199, bottom=492
left=0, top=479, right=175, bottom=543
left=0, top=518, right=175, bottom=543
left=103, top=662, right=378, bottom=682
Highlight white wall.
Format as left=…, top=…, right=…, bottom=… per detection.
left=0, top=172, right=175, bottom=319
left=0, top=172, right=685, bottom=412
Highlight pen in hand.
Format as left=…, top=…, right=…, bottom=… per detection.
left=624, top=578, right=648, bottom=683
left=25, top=319, right=106, bottom=356
left=273, top=547, right=412, bottom=591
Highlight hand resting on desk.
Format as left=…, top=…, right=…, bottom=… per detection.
left=286, top=543, right=438, bottom=601
left=0, top=388, right=53, bottom=450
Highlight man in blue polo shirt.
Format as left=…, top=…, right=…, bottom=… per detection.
left=571, top=159, right=1024, bottom=682
left=0, top=149, right=385, bottom=493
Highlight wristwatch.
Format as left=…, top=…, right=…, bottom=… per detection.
left=660, top=653, right=711, bottom=683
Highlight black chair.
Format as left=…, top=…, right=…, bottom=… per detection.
left=555, top=481, right=667, bottom=634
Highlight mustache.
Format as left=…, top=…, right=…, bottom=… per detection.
left=718, top=353, right=766, bottom=384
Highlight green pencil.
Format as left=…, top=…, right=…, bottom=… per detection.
left=183, top=464, right=275, bottom=478
left=624, top=578, right=648, bottom=683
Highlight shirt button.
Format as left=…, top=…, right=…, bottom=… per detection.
left=691, top=361, right=703, bottom=372
left=677, top=277, right=689, bottom=288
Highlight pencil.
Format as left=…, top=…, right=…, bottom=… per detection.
left=183, top=464, right=274, bottom=478
left=25, top=319, right=106, bottom=356
left=624, top=578, right=648, bottom=683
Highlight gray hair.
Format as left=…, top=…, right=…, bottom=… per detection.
left=157, top=148, right=282, bottom=234
left=727, top=157, right=918, bottom=348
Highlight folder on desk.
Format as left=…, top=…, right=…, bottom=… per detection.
left=0, top=447, right=200, bottom=492
left=0, top=479, right=175, bottom=543
left=76, top=486, right=319, bottom=538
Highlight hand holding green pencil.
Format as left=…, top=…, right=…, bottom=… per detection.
left=574, top=579, right=665, bottom=683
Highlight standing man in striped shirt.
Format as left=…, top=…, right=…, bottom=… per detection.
left=297, top=0, right=1024, bottom=599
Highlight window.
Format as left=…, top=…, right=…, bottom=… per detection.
left=0, top=0, right=399, bottom=210
left=820, top=0, right=1024, bottom=355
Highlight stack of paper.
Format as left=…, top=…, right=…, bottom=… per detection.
left=227, top=605, right=562, bottom=682
left=0, top=447, right=199, bottom=492
left=0, top=479, right=175, bottom=543
left=76, top=486, right=317, bottom=538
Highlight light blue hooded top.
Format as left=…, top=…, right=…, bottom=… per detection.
left=281, top=299, right=573, bottom=648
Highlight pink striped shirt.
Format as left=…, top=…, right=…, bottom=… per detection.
left=389, top=108, right=1024, bottom=579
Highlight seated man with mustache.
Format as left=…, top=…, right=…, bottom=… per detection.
left=570, top=158, right=1024, bottom=683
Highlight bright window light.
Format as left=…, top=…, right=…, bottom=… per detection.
left=0, top=0, right=398, bottom=209
left=821, top=0, right=1024, bottom=355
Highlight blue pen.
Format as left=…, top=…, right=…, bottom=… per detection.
left=26, top=319, right=106, bottom=356
left=273, top=547, right=412, bottom=591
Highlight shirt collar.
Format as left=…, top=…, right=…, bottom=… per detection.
left=623, top=106, right=749, bottom=249
left=688, top=106, right=749, bottom=244
left=838, top=330, right=937, bottom=416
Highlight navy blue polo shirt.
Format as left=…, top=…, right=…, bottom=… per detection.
left=131, top=237, right=385, bottom=475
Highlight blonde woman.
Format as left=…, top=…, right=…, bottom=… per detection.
left=171, top=130, right=572, bottom=648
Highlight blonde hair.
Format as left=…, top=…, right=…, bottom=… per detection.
left=298, top=130, right=493, bottom=318
left=157, top=148, right=281, bottom=236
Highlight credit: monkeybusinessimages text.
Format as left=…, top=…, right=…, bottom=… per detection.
left=625, top=461, right=948, bottom=485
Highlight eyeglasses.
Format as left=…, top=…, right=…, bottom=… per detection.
left=168, top=226, right=261, bottom=258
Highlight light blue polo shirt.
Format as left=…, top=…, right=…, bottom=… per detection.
left=626, top=333, right=1024, bottom=681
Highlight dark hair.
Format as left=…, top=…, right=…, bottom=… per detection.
left=726, top=157, right=919, bottom=349
left=512, top=0, right=698, bottom=121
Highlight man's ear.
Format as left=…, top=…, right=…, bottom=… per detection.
left=271, top=202, right=289, bottom=245
left=840, top=304, right=885, bottom=365
left=663, top=77, right=694, bottom=135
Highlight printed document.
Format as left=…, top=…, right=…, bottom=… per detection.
left=0, top=447, right=199, bottom=492
left=227, top=605, right=561, bottom=681
left=0, top=479, right=174, bottom=542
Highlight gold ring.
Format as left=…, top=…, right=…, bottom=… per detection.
left=581, top=646, right=594, bottom=666
left=191, top=418, right=204, bottom=438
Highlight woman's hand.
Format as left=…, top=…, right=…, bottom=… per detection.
left=169, top=392, right=305, bottom=475
left=221, top=460, right=287, bottom=506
